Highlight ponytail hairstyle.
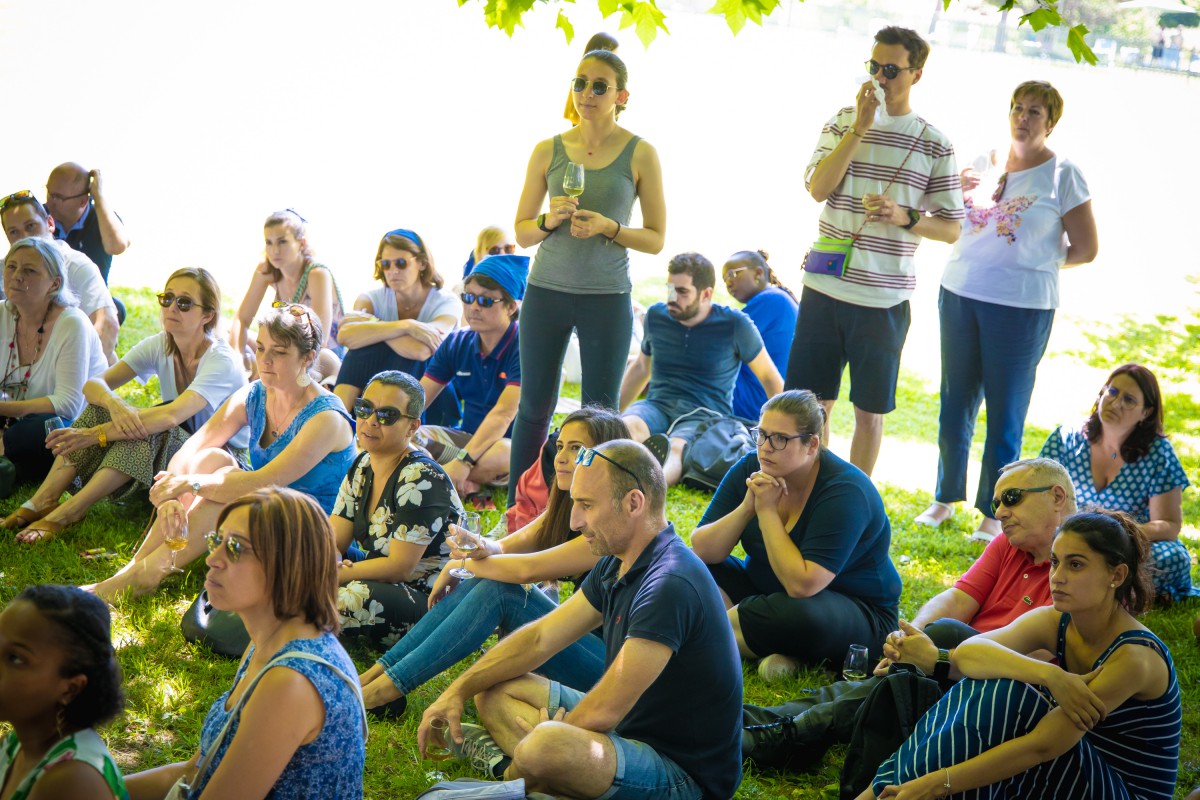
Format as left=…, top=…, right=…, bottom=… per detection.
left=1057, top=509, right=1153, bottom=614
left=728, top=249, right=796, bottom=302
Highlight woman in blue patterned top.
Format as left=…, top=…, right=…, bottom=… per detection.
left=126, top=488, right=366, bottom=800
left=860, top=510, right=1181, bottom=800
left=0, top=584, right=128, bottom=800
left=333, top=370, right=464, bottom=647
left=88, top=305, right=355, bottom=602
left=1039, top=363, right=1196, bottom=601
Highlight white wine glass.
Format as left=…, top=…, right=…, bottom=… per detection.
left=563, top=162, right=585, bottom=198
left=843, top=643, right=869, bottom=681
left=425, top=717, right=453, bottom=761
left=44, top=416, right=66, bottom=437
left=162, top=515, right=189, bottom=574
left=448, top=512, right=482, bottom=580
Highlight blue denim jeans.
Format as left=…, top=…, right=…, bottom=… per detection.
left=935, top=288, right=1055, bottom=516
left=376, top=578, right=606, bottom=695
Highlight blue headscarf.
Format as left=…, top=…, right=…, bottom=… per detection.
left=467, top=254, right=530, bottom=301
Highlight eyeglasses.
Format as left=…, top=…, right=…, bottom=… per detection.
left=576, top=447, right=644, bottom=493
left=865, top=60, right=918, bottom=80
left=460, top=292, right=498, bottom=308
left=487, top=244, right=517, bottom=256
left=156, top=292, right=206, bottom=312
left=570, top=77, right=617, bottom=96
left=376, top=257, right=409, bottom=271
left=353, top=397, right=415, bottom=426
left=724, top=266, right=750, bottom=282
left=206, top=530, right=253, bottom=562
left=46, top=190, right=88, bottom=204
left=750, top=427, right=811, bottom=452
left=0, top=190, right=33, bottom=213
left=1101, top=384, right=1141, bottom=411
left=991, top=485, right=1053, bottom=514
left=991, top=172, right=1009, bottom=204
left=271, top=301, right=315, bottom=327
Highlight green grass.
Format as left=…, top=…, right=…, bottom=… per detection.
left=1, top=290, right=1197, bottom=798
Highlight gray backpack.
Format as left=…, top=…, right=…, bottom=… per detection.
left=680, top=415, right=755, bottom=491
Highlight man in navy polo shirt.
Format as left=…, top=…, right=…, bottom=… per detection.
left=417, top=255, right=527, bottom=497
left=620, top=252, right=783, bottom=486
left=419, top=440, right=744, bottom=800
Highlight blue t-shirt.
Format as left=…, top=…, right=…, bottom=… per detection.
left=732, top=287, right=798, bottom=420
left=698, top=450, right=901, bottom=607
left=580, top=526, right=743, bottom=800
left=424, top=323, right=520, bottom=434
left=642, top=303, right=764, bottom=416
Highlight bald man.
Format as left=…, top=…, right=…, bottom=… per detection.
left=45, top=163, right=130, bottom=285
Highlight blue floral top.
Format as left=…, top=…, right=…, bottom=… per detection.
left=245, top=381, right=356, bottom=513
left=191, top=633, right=365, bottom=799
left=1039, top=425, right=1189, bottom=523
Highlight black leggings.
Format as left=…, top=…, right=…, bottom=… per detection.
left=3, top=413, right=56, bottom=483
left=508, top=285, right=633, bottom=499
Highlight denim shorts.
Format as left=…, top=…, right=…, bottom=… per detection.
left=546, top=681, right=702, bottom=800
left=622, top=400, right=710, bottom=444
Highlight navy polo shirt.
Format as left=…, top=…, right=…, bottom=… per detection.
left=642, top=303, right=764, bottom=416
left=580, top=525, right=743, bottom=800
left=732, top=287, right=798, bottom=420
left=55, top=201, right=116, bottom=283
left=424, top=322, right=520, bottom=434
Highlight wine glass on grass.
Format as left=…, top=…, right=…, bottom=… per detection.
left=449, top=512, right=482, bottom=580
left=843, top=643, right=869, bottom=681
left=563, top=162, right=585, bottom=198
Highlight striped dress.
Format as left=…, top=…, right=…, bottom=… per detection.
left=872, top=614, right=1181, bottom=799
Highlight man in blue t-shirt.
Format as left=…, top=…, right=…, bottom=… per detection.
left=418, top=440, right=744, bottom=800
left=417, top=255, right=527, bottom=497
left=619, top=252, right=783, bottom=486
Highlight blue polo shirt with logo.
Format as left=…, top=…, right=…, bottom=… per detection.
left=424, top=322, right=520, bottom=434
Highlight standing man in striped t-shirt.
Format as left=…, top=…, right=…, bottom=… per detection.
left=786, top=26, right=964, bottom=477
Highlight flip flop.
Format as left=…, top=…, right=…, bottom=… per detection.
left=644, top=433, right=670, bottom=466
left=2, top=502, right=61, bottom=531
left=914, top=501, right=953, bottom=528
left=15, top=519, right=66, bottom=544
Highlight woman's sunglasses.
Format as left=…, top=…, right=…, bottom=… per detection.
left=991, top=485, right=1053, bottom=514
left=487, top=244, right=517, bottom=256
left=864, top=60, right=918, bottom=80
left=206, top=530, right=252, bottom=562
left=157, top=292, right=206, bottom=312
left=461, top=292, right=498, bottom=308
left=353, top=397, right=414, bottom=426
left=570, top=77, right=616, bottom=96
left=376, top=257, right=410, bottom=271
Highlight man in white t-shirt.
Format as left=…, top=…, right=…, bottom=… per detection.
left=1, top=192, right=120, bottom=365
left=785, top=26, right=964, bottom=477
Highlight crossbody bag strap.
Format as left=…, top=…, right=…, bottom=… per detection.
left=292, top=262, right=345, bottom=316
left=847, top=122, right=930, bottom=246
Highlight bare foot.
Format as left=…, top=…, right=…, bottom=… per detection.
left=914, top=502, right=954, bottom=527
left=362, top=675, right=404, bottom=709
left=85, top=560, right=164, bottom=603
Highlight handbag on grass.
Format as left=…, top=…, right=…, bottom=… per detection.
left=802, top=122, right=930, bottom=279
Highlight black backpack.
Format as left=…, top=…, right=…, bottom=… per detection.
left=680, top=415, right=755, bottom=491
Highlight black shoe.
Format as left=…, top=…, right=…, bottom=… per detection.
left=644, top=434, right=670, bottom=465
left=0, top=457, right=15, bottom=500
left=743, top=716, right=813, bottom=769
left=366, top=695, right=406, bottom=720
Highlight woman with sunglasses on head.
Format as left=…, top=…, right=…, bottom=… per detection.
left=915, top=80, right=1098, bottom=543
left=859, top=510, right=1180, bottom=800
left=125, top=488, right=366, bottom=800
left=87, top=304, right=355, bottom=602
left=1039, top=363, right=1196, bottom=602
left=508, top=47, right=666, bottom=503
left=459, top=225, right=518, bottom=280
left=333, top=229, right=459, bottom=424
left=357, top=405, right=626, bottom=716
left=229, top=210, right=345, bottom=384
left=0, top=238, right=106, bottom=495
left=7, top=269, right=246, bottom=543
left=692, top=389, right=900, bottom=683
left=332, top=370, right=465, bottom=647
left=0, top=584, right=129, bottom=800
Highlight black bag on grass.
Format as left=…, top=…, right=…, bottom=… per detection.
left=181, top=590, right=250, bottom=658
left=679, top=415, right=755, bottom=491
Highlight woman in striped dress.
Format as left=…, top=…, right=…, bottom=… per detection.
left=859, top=509, right=1180, bottom=800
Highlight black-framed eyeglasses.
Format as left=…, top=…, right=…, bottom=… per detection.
left=750, top=427, right=811, bottom=452
left=576, top=447, right=644, bottom=493
left=991, top=485, right=1053, bottom=514
left=1101, top=384, right=1141, bottom=411
left=376, top=257, right=410, bottom=271
left=206, top=530, right=252, bottom=562
left=46, top=190, right=88, bottom=204
left=353, top=397, right=415, bottom=427
left=865, top=60, right=918, bottom=80
left=487, top=244, right=517, bottom=256
left=461, top=292, right=498, bottom=308
left=0, top=190, right=33, bottom=213
left=571, top=77, right=616, bottom=96
left=156, top=292, right=207, bottom=312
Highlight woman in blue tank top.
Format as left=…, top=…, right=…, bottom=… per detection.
left=508, top=49, right=666, bottom=499
left=861, top=509, right=1181, bottom=800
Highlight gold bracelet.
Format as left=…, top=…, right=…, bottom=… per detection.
left=98, top=429, right=108, bottom=448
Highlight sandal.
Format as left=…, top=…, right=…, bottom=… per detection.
left=2, top=502, right=60, bottom=531
left=644, top=433, right=670, bottom=466
left=914, top=501, right=953, bottom=528
left=15, top=519, right=66, bottom=544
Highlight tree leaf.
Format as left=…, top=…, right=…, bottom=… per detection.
left=1066, top=23, right=1098, bottom=64
left=556, top=8, right=576, bottom=43
left=620, top=0, right=669, bottom=47
left=1020, top=0, right=1063, bottom=32
left=708, top=0, right=748, bottom=35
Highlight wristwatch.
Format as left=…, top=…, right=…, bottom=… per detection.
left=536, top=213, right=551, bottom=233
left=190, top=480, right=202, bottom=496
left=933, top=648, right=951, bottom=682
left=456, top=450, right=478, bottom=468
left=902, top=208, right=921, bottom=230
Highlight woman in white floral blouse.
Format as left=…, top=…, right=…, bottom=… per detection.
left=331, top=370, right=464, bottom=646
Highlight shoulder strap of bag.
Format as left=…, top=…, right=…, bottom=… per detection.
left=847, top=122, right=930, bottom=246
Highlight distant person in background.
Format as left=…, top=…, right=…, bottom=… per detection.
left=230, top=210, right=344, bottom=385
left=460, top=224, right=517, bottom=280
left=722, top=250, right=798, bottom=421
left=563, top=32, right=619, bottom=126
left=915, top=79, right=1097, bottom=542
left=1, top=191, right=119, bottom=365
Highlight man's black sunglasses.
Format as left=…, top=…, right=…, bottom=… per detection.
left=865, top=60, right=918, bottom=80
left=991, top=486, right=1053, bottom=514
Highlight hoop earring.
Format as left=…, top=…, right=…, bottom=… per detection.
left=55, top=704, right=66, bottom=739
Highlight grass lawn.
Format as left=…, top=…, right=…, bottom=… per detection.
left=1, top=289, right=1197, bottom=798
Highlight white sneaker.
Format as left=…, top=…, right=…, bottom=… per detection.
left=757, top=653, right=801, bottom=684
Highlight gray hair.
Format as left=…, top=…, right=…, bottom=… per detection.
left=998, top=457, right=1077, bottom=515
left=4, top=237, right=79, bottom=308
left=365, top=370, right=425, bottom=418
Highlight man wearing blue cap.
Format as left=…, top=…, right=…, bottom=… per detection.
left=416, top=254, right=528, bottom=497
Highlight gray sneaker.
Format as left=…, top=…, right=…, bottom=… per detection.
left=452, top=723, right=508, bottom=778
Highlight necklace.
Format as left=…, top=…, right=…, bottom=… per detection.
left=3, top=305, right=52, bottom=400
left=267, top=390, right=308, bottom=440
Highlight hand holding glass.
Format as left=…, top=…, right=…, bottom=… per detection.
left=843, top=643, right=870, bottom=681
left=44, top=416, right=66, bottom=437
left=424, top=717, right=453, bottom=761
left=448, top=512, right=482, bottom=579
left=162, top=513, right=189, bottom=574
left=563, top=162, right=585, bottom=198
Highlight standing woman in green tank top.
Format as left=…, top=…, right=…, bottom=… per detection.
left=508, top=49, right=666, bottom=498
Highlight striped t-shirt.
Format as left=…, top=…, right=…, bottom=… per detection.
left=803, top=108, right=964, bottom=308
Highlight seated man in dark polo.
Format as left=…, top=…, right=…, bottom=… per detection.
left=744, top=457, right=1076, bottom=769
left=419, top=440, right=744, bottom=800
left=415, top=255, right=526, bottom=498
left=620, top=252, right=783, bottom=486
left=1, top=191, right=120, bottom=365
